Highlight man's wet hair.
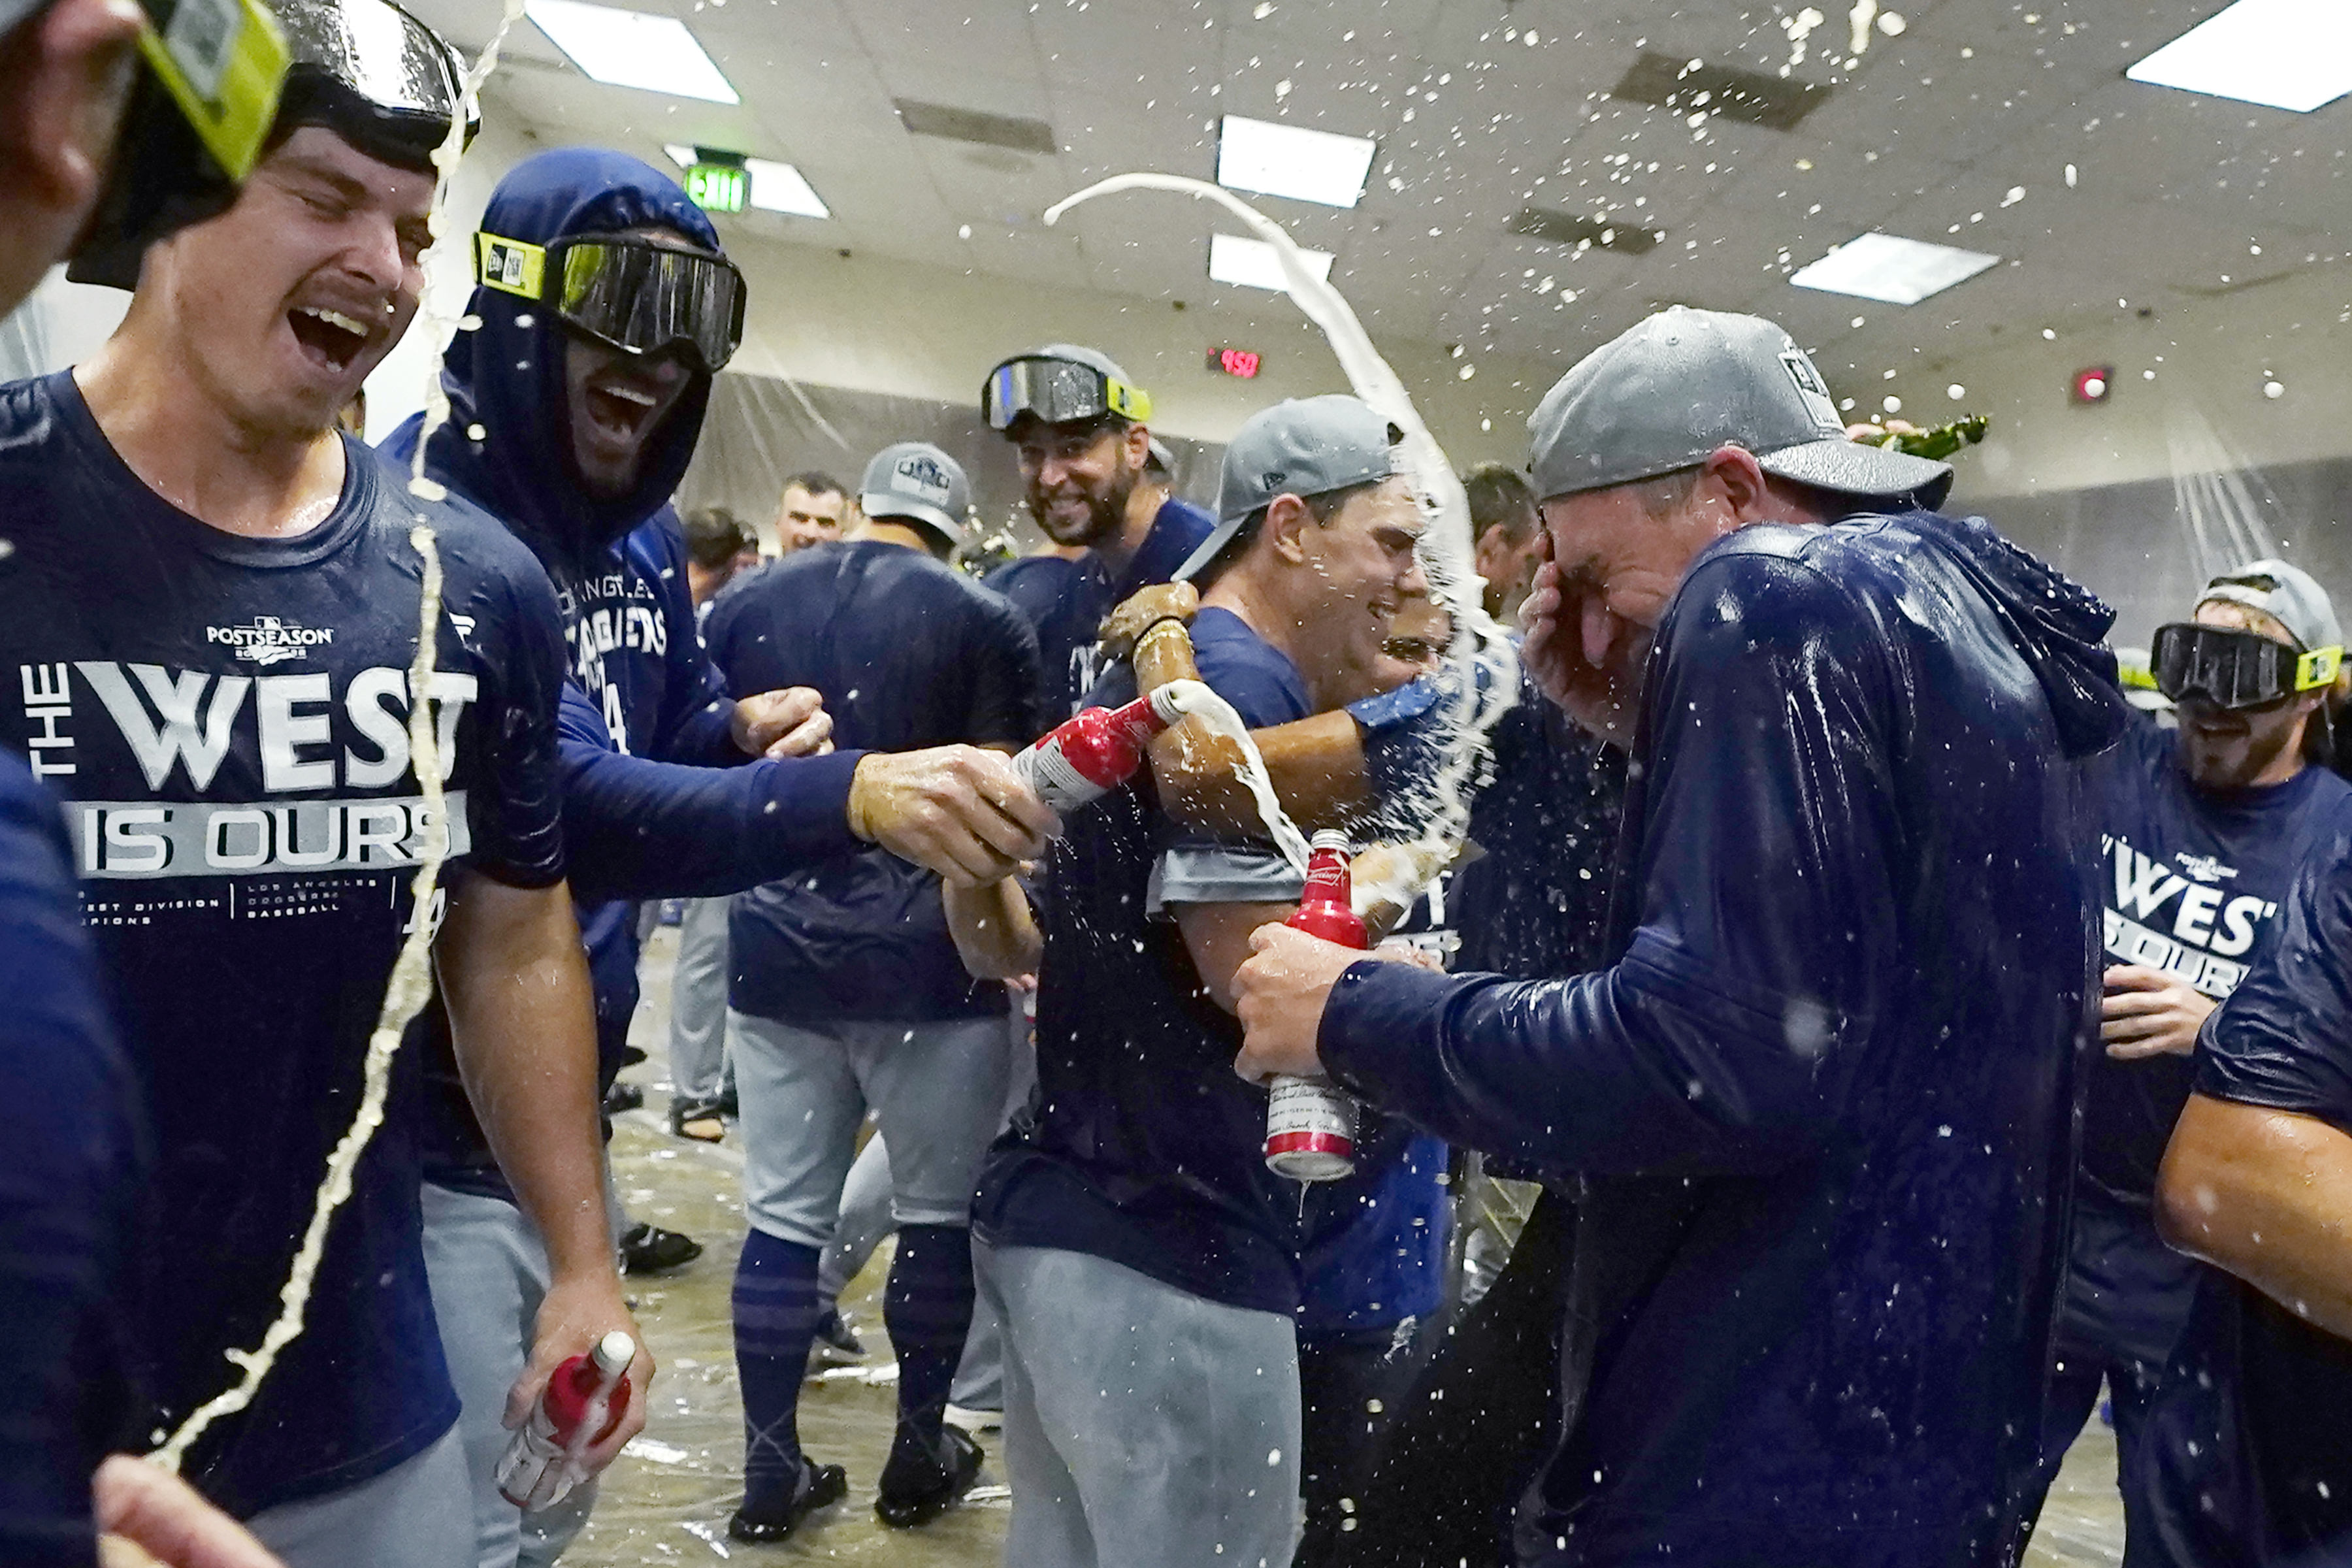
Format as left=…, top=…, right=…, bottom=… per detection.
left=683, top=506, right=755, bottom=569
left=782, top=470, right=845, bottom=501
left=1462, top=462, right=1538, bottom=546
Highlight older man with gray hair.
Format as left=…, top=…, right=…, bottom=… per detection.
left=1234, top=307, right=2132, bottom=1567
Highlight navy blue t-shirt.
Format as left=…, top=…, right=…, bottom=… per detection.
left=2074, top=714, right=2349, bottom=1365
left=972, top=607, right=1316, bottom=1312
left=0, top=751, right=141, bottom=1568
left=0, top=373, right=569, bottom=1515
left=984, top=495, right=1215, bottom=725
left=706, top=542, right=1041, bottom=1022
left=2138, top=794, right=2352, bottom=1566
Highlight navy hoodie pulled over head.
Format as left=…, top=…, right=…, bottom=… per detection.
left=382, top=149, right=862, bottom=1191
left=1318, top=508, right=2131, bottom=1567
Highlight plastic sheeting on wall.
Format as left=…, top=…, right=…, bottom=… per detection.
left=674, top=370, right=1223, bottom=559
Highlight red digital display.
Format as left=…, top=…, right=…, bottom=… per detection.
left=1208, top=346, right=1262, bottom=379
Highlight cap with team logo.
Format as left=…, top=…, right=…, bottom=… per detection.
left=1527, top=306, right=1952, bottom=510
left=859, top=441, right=971, bottom=547
left=2200, top=559, right=2344, bottom=656
left=1175, top=395, right=1403, bottom=581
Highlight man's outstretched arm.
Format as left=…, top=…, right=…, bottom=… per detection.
left=1236, top=555, right=1904, bottom=1177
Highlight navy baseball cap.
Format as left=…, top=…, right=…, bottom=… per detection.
left=1528, top=306, right=1952, bottom=509
left=1175, top=395, right=1403, bottom=582
left=859, top=442, right=971, bottom=547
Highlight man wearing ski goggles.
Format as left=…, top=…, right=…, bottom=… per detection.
left=2017, top=558, right=2351, bottom=1554
left=476, top=229, right=746, bottom=379
left=979, top=344, right=1217, bottom=722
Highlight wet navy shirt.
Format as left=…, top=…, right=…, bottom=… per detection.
left=2140, top=795, right=2352, bottom=1566
left=0, top=751, right=141, bottom=1568
left=984, top=495, right=1215, bottom=724
left=973, top=608, right=1315, bottom=1311
left=2072, top=713, right=2347, bottom=1365
left=0, top=374, right=568, bottom=1514
left=706, top=542, right=1041, bottom=1022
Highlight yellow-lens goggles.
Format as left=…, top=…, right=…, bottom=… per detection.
left=135, top=0, right=291, bottom=185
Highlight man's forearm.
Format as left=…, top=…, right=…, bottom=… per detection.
left=1135, top=617, right=1375, bottom=837
left=2157, top=1092, right=2352, bottom=1340
left=944, top=876, right=1042, bottom=980
left=435, top=875, right=613, bottom=1279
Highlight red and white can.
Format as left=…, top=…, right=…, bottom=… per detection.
left=1264, top=830, right=1365, bottom=1183
left=1013, top=684, right=1188, bottom=815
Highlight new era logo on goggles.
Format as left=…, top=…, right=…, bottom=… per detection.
left=2151, top=623, right=2344, bottom=711
left=475, top=233, right=747, bottom=374
left=982, top=356, right=1152, bottom=431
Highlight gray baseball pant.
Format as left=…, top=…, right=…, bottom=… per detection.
left=977, top=1239, right=1302, bottom=1568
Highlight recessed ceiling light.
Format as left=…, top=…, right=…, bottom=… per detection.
left=663, top=145, right=830, bottom=218
left=2126, top=0, right=2352, bottom=113
left=1790, top=233, right=1997, bottom=305
left=1216, top=116, right=1376, bottom=209
left=1208, top=233, right=1336, bottom=291
left=525, top=0, right=738, bottom=105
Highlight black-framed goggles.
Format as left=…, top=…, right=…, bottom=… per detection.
left=982, top=355, right=1152, bottom=432
left=2150, top=622, right=2344, bottom=711
left=477, top=233, right=747, bottom=374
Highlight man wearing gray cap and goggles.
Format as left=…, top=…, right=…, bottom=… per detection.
left=980, top=344, right=1213, bottom=723
left=1232, top=306, right=2132, bottom=1565
left=2015, top=559, right=2349, bottom=1558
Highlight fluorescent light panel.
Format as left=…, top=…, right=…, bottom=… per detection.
left=1208, top=233, right=1335, bottom=292
left=1790, top=232, right=1997, bottom=306
left=2125, top=0, right=2352, bottom=114
left=1216, top=116, right=1376, bottom=209
left=525, top=0, right=738, bottom=105
left=663, top=146, right=830, bottom=218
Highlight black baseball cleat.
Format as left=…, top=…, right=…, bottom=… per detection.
left=727, top=1460, right=847, bottom=1543
left=874, top=1423, right=983, bottom=1528
left=617, top=1222, right=702, bottom=1275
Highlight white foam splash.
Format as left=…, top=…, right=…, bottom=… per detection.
left=150, top=527, right=451, bottom=1473
left=1042, top=176, right=1517, bottom=910
left=1160, top=679, right=1312, bottom=873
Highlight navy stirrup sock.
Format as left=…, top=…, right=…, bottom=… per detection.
left=734, top=1229, right=822, bottom=1511
left=885, top=1224, right=977, bottom=1448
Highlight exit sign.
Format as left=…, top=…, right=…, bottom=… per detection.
left=684, top=159, right=747, bottom=214
left=1207, top=346, right=1261, bottom=379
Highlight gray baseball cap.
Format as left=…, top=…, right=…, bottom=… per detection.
left=859, top=442, right=971, bottom=547
left=1527, top=306, right=1952, bottom=510
left=1176, top=395, right=1404, bottom=581
left=2202, top=560, right=2344, bottom=653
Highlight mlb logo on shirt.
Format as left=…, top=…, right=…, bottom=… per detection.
left=893, top=454, right=954, bottom=505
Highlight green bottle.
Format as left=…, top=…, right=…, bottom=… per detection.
left=1874, top=414, right=1989, bottom=462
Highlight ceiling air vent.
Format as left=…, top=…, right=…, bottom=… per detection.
left=1510, top=207, right=1663, bottom=255
left=894, top=99, right=1059, bottom=156
left=1609, top=50, right=1833, bottom=131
